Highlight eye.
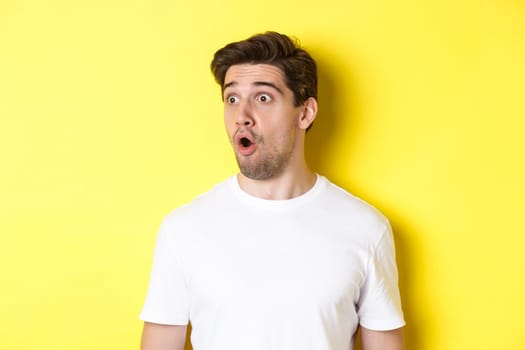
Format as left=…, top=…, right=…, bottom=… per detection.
left=226, top=95, right=239, bottom=104
left=256, top=93, right=272, bottom=103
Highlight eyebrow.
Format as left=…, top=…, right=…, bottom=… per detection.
left=223, top=81, right=284, bottom=95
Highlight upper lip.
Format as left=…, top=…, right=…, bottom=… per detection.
left=234, top=129, right=255, bottom=146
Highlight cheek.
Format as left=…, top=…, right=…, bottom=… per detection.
left=224, top=124, right=235, bottom=141
left=223, top=118, right=233, bottom=140
left=223, top=111, right=234, bottom=129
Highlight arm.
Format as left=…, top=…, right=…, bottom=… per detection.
left=141, top=322, right=187, bottom=350
left=361, top=326, right=404, bottom=350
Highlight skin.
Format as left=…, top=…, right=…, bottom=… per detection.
left=222, top=63, right=317, bottom=199
left=141, top=323, right=186, bottom=350
left=140, top=63, right=405, bottom=350
left=361, top=327, right=405, bottom=350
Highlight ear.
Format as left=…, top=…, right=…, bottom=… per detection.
left=298, top=97, right=318, bottom=130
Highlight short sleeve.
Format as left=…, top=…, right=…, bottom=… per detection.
left=357, top=223, right=405, bottom=330
left=139, top=218, right=190, bottom=325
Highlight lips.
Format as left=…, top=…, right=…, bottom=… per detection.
left=235, top=131, right=257, bottom=156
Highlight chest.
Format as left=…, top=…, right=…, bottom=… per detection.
left=183, top=219, right=368, bottom=314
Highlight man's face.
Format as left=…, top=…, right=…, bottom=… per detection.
left=223, top=64, right=305, bottom=180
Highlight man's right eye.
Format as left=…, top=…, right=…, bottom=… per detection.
left=226, top=96, right=239, bottom=104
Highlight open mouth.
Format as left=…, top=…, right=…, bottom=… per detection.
left=240, top=137, right=252, bottom=148
left=235, top=133, right=257, bottom=155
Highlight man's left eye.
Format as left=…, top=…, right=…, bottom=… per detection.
left=257, top=94, right=272, bottom=102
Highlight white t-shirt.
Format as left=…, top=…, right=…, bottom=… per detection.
left=140, top=175, right=405, bottom=350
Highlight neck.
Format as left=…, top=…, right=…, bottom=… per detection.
left=237, top=165, right=317, bottom=200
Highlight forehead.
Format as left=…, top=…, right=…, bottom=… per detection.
left=224, top=64, right=286, bottom=88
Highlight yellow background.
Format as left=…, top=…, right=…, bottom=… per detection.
left=1, top=0, right=524, bottom=349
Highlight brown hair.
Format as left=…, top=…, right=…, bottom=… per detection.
left=210, top=31, right=317, bottom=107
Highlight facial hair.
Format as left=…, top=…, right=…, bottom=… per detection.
left=234, top=131, right=296, bottom=180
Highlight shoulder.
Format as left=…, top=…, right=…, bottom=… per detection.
left=162, top=176, right=235, bottom=227
left=317, top=176, right=391, bottom=241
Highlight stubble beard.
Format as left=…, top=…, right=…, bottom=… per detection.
left=235, top=134, right=295, bottom=181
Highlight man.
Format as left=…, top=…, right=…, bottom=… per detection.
left=140, top=32, right=405, bottom=350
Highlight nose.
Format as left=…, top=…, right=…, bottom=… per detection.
left=236, top=100, right=255, bottom=127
